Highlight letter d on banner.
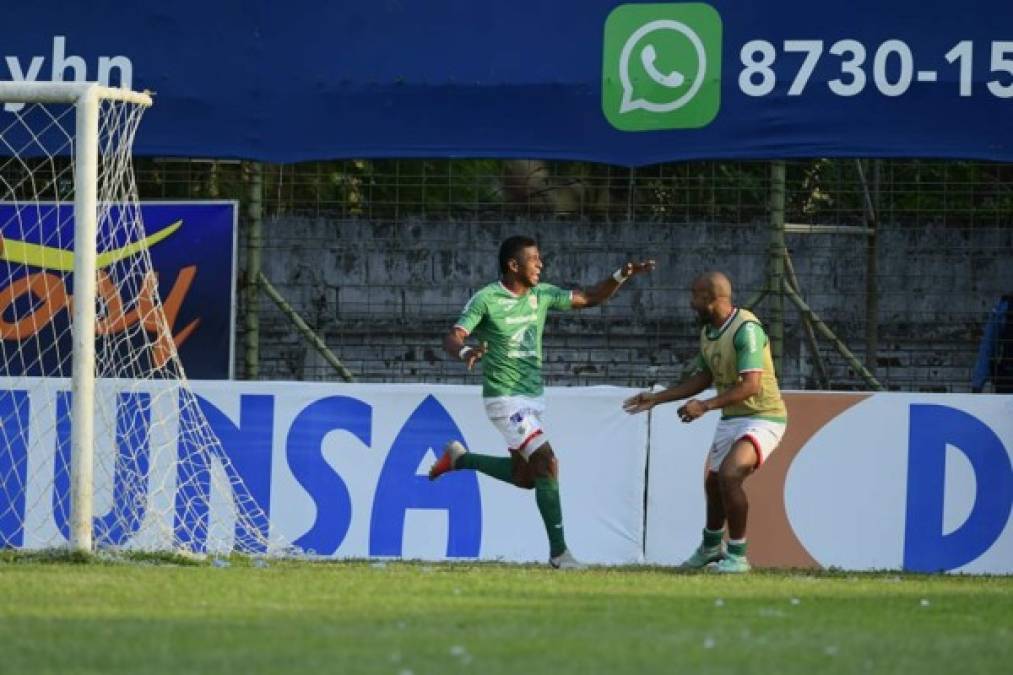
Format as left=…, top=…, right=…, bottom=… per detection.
left=904, top=405, right=1012, bottom=572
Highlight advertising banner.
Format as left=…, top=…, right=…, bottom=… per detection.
left=645, top=392, right=1013, bottom=573
left=0, top=381, right=648, bottom=563
left=2, top=380, right=1008, bottom=572
left=1, top=2, right=1010, bottom=164
left=0, top=202, right=236, bottom=379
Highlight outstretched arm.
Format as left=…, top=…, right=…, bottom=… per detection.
left=623, top=370, right=713, bottom=414
left=571, top=259, right=656, bottom=309
left=443, top=327, right=486, bottom=370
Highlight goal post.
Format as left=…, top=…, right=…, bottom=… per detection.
left=0, top=82, right=283, bottom=556
left=71, top=85, right=154, bottom=553
left=0, top=83, right=153, bottom=553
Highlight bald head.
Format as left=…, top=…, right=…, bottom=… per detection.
left=693, top=271, right=733, bottom=300
left=690, top=271, right=734, bottom=325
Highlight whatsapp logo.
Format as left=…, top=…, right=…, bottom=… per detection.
left=602, top=3, right=722, bottom=131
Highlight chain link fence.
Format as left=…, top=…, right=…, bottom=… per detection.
left=131, top=158, right=1012, bottom=392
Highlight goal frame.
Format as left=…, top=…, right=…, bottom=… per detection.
left=0, top=82, right=153, bottom=553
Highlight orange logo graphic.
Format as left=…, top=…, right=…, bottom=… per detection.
left=0, top=220, right=198, bottom=369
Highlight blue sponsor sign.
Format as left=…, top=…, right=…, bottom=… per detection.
left=2, top=383, right=1009, bottom=570
left=0, top=202, right=236, bottom=379
left=0, top=389, right=483, bottom=556
left=0, top=2, right=1011, bottom=165
left=905, top=404, right=1012, bottom=573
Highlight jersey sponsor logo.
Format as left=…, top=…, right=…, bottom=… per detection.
left=507, top=324, right=537, bottom=357
left=507, top=350, right=538, bottom=359
left=504, top=313, right=537, bottom=325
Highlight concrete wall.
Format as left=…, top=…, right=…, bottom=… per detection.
left=242, top=217, right=1013, bottom=392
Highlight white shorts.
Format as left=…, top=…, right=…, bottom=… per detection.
left=707, top=417, right=786, bottom=472
left=483, top=395, right=550, bottom=458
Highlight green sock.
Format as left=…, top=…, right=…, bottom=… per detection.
left=535, top=477, right=567, bottom=558
left=703, top=527, right=724, bottom=549
left=454, top=453, right=514, bottom=484
left=727, top=539, right=748, bottom=557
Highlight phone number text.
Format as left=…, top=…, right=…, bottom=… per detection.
left=739, top=40, right=1013, bottom=98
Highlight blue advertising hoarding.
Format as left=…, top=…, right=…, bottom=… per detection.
left=0, top=202, right=236, bottom=379
left=1, top=381, right=1008, bottom=572
left=0, top=2, right=1010, bottom=165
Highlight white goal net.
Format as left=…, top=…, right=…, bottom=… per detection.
left=0, top=83, right=287, bottom=556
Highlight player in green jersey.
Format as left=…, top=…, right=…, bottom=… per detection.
left=429, top=235, right=655, bottom=569
left=623, top=271, right=787, bottom=573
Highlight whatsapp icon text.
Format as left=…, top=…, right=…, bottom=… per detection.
left=602, top=3, right=722, bottom=131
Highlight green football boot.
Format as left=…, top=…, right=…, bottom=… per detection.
left=713, top=553, right=751, bottom=573
left=679, top=545, right=724, bottom=569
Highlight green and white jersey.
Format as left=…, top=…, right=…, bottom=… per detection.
left=455, top=281, right=573, bottom=398
left=694, top=307, right=787, bottom=422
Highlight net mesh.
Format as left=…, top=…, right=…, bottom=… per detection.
left=0, top=92, right=289, bottom=555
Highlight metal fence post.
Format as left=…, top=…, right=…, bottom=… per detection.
left=857, top=159, right=880, bottom=375
left=244, top=162, right=263, bottom=379
left=768, top=160, right=787, bottom=376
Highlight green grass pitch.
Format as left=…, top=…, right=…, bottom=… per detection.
left=0, top=555, right=1009, bottom=674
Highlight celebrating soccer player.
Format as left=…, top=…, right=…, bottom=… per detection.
left=623, top=271, right=787, bottom=573
left=429, top=235, right=654, bottom=569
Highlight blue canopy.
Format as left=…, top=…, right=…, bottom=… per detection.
left=3, top=1, right=1011, bottom=165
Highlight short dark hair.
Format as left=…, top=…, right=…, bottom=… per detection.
left=499, top=235, right=537, bottom=274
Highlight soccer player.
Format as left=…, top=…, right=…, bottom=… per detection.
left=623, top=271, right=787, bottom=573
left=429, top=235, right=654, bottom=569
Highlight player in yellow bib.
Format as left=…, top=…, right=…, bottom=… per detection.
left=624, top=271, right=787, bottom=573
left=429, top=235, right=654, bottom=569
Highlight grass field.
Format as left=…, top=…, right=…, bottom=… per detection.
left=0, top=555, right=1010, bottom=674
